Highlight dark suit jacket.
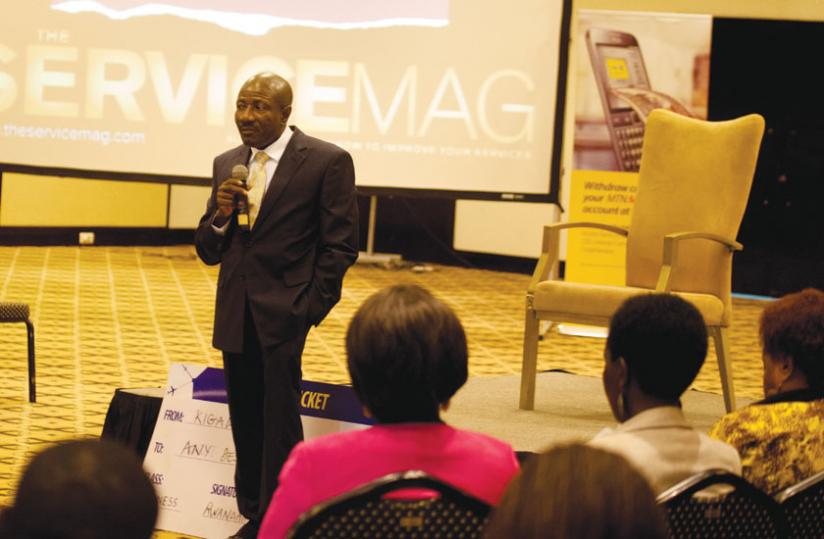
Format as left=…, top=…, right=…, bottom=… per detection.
left=195, top=127, right=358, bottom=353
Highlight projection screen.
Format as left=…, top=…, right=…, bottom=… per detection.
left=0, top=0, right=570, bottom=201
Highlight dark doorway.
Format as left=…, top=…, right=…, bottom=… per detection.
left=710, top=18, right=824, bottom=297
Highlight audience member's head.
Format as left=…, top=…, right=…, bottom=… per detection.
left=484, top=443, right=667, bottom=539
left=346, top=284, right=468, bottom=423
left=604, top=293, right=707, bottom=421
left=760, top=288, right=824, bottom=396
left=0, top=438, right=158, bottom=539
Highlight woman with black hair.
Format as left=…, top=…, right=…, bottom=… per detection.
left=259, top=284, right=519, bottom=538
left=589, top=293, right=741, bottom=494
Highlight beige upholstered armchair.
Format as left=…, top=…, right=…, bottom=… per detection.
left=521, top=110, right=765, bottom=412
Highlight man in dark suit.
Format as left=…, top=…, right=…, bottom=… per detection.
left=195, top=72, right=358, bottom=539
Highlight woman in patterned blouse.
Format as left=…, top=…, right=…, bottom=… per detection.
left=711, top=288, right=824, bottom=494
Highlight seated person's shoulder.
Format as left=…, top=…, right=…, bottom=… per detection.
left=441, top=427, right=518, bottom=471
left=700, top=431, right=742, bottom=467
left=451, top=427, right=515, bottom=451
left=588, top=432, right=647, bottom=470
left=712, top=402, right=796, bottom=442
left=296, top=428, right=367, bottom=454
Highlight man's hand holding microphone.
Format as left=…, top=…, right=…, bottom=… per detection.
left=214, top=164, right=250, bottom=230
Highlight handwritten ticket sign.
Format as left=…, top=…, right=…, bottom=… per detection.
left=143, top=363, right=371, bottom=539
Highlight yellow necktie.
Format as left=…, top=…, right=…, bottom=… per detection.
left=247, top=151, right=270, bottom=228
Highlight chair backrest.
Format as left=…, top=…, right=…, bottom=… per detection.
left=626, top=110, right=765, bottom=320
left=775, top=469, right=824, bottom=539
left=287, top=470, right=491, bottom=539
left=657, top=469, right=789, bottom=538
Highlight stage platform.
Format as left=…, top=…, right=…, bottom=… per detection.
left=444, top=371, right=752, bottom=453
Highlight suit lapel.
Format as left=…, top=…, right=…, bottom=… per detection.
left=234, top=145, right=252, bottom=172
left=254, top=128, right=308, bottom=229
left=220, top=145, right=252, bottom=183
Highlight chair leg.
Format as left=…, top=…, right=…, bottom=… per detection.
left=520, top=306, right=539, bottom=411
left=710, top=326, right=735, bottom=412
left=25, top=319, right=36, bottom=403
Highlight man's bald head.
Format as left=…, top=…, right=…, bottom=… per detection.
left=242, top=72, right=293, bottom=108
left=235, top=72, right=293, bottom=149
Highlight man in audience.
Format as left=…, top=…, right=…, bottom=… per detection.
left=0, top=438, right=157, bottom=539
left=589, top=293, right=741, bottom=493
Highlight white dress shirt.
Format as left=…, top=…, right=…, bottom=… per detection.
left=212, top=127, right=294, bottom=233
left=248, top=125, right=293, bottom=193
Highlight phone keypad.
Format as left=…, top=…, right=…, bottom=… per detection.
left=611, top=114, right=644, bottom=171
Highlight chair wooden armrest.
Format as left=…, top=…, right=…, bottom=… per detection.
left=655, top=231, right=743, bottom=292
left=528, top=222, right=628, bottom=293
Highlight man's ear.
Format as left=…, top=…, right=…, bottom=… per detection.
left=615, top=356, right=629, bottom=390
left=775, top=354, right=796, bottom=384
left=282, top=105, right=292, bottom=122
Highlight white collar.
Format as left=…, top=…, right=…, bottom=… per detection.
left=616, top=406, right=690, bottom=433
left=250, top=126, right=293, bottom=164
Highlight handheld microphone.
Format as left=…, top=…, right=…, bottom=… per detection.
left=232, top=164, right=250, bottom=231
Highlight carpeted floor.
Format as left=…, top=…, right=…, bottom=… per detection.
left=0, top=245, right=771, bottom=532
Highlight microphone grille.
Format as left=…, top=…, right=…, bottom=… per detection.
left=231, top=164, right=249, bottom=179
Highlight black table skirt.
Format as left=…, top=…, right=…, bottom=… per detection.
left=100, top=387, right=164, bottom=459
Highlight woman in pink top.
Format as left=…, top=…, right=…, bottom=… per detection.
left=258, top=284, right=520, bottom=538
